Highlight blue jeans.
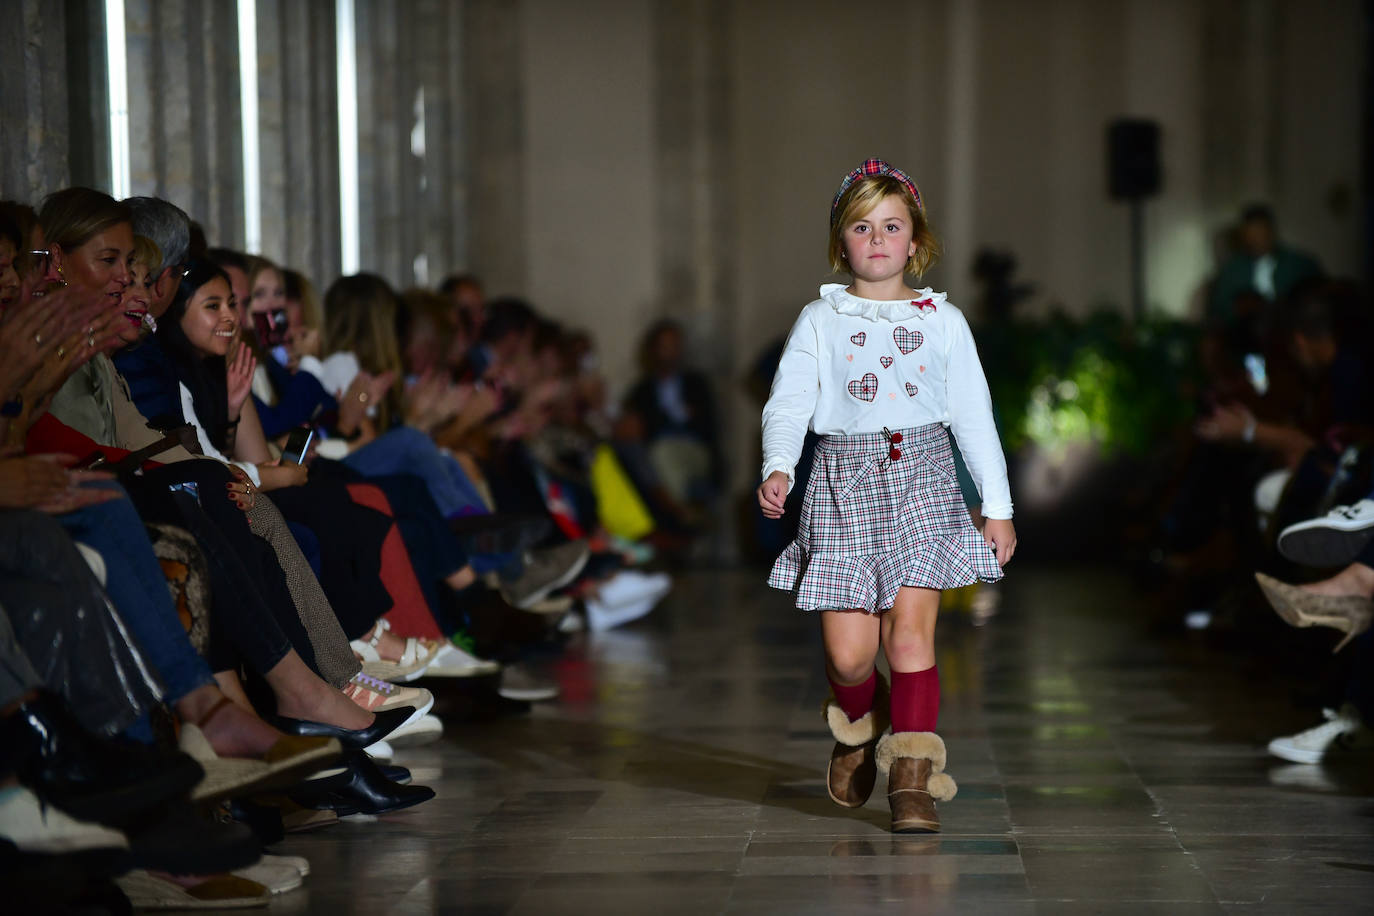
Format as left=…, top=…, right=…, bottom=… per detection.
left=343, top=426, right=488, bottom=518
left=58, top=481, right=215, bottom=704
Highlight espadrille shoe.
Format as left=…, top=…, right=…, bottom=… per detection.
left=115, top=870, right=270, bottom=909
left=875, top=731, right=958, bottom=834
left=822, top=674, right=889, bottom=808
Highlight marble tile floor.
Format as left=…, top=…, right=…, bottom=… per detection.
left=267, top=566, right=1374, bottom=915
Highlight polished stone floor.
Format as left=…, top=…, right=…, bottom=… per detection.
left=271, top=566, right=1374, bottom=915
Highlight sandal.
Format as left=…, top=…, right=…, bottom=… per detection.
left=350, top=619, right=436, bottom=683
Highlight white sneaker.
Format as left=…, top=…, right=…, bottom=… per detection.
left=584, top=571, right=673, bottom=632
left=0, top=786, right=128, bottom=855
left=366, top=739, right=394, bottom=761
left=421, top=641, right=500, bottom=678
left=585, top=593, right=658, bottom=632
left=382, top=713, right=444, bottom=749
left=1267, top=704, right=1374, bottom=764
left=596, top=570, right=672, bottom=608
left=1278, top=499, right=1374, bottom=566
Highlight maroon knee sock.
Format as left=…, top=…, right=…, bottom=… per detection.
left=890, top=666, right=940, bottom=732
left=828, top=670, right=877, bottom=722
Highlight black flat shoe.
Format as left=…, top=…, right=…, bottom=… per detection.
left=2, top=692, right=203, bottom=826
left=287, top=751, right=433, bottom=816
left=273, top=705, right=413, bottom=749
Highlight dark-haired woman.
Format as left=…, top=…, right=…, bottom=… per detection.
left=155, top=261, right=458, bottom=683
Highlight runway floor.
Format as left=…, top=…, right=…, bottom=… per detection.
left=274, top=566, right=1374, bottom=914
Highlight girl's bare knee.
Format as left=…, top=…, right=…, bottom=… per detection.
left=825, top=646, right=877, bottom=685
left=883, top=622, right=935, bottom=671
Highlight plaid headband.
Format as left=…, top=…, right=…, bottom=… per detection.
left=830, top=158, right=923, bottom=224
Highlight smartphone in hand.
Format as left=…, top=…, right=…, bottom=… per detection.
left=282, top=427, right=315, bottom=466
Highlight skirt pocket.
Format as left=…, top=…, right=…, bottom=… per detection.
left=917, top=449, right=958, bottom=486
left=829, top=454, right=878, bottom=505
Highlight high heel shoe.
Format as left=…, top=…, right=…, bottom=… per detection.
left=1254, top=572, right=1374, bottom=652
left=273, top=705, right=413, bottom=749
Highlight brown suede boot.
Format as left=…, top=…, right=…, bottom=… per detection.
left=876, top=732, right=957, bottom=833
left=822, top=674, right=889, bottom=808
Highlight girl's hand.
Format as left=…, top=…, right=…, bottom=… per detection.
left=983, top=517, right=1017, bottom=567
left=255, top=459, right=308, bottom=491
left=757, top=471, right=789, bottom=519
left=226, top=343, right=257, bottom=419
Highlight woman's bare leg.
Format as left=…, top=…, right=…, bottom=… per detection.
left=262, top=650, right=374, bottom=730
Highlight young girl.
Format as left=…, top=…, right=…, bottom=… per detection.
left=758, top=159, right=1016, bottom=833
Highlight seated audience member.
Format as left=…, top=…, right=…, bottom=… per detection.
left=1208, top=203, right=1322, bottom=326
left=1255, top=491, right=1374, bottom=762
left=617, top=319, right=722, bottom=530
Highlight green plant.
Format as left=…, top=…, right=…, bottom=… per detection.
left=979, top=310, right=1200, bottom=458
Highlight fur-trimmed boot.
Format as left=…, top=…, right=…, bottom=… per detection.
left=821, top=675, right=889, bottom=808
left=875, top=731, right=957, bottom=833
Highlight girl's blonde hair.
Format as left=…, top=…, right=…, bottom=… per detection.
left=828, top=175, right=941, bottom=278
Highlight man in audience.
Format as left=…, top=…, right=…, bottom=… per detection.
left=1208, top=203, right=1321, bottom=325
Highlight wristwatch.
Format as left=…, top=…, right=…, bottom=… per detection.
left=0, top=394, right=22, bottom=418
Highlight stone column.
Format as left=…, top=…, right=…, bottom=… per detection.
left=353, top=0, right=468, bottom=289
left=124, top=0, right=244, bottom=247
left=255, top=0, right=341, bottom=286
left=0, top=0, right=75, bottom=200
left=462, top=0, right=525, bottom=292
left=654, top=0, right=739, bottom=554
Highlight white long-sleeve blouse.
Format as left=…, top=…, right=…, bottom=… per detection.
left=760, top=284, right=1013, bottom=519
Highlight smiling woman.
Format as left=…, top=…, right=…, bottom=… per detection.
left=39, top=188, right=135, bottom=311
left=115, top=234, right=161, bottom=341
left=156, top=259, right=238, bottom=454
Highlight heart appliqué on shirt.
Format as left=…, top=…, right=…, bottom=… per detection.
left=893, top=326, right=923, bottom=355
left=848, top=373, right=879, bottom=402
left=905, top=382, right=919, bottom=397
left=919, top=365, right=926, bottom=373
left=879, top=356, right=894, bottom=369
left=850, top=332, right=866, bottom=346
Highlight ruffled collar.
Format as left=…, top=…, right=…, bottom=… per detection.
left=820, top=284, right=947, bottom=322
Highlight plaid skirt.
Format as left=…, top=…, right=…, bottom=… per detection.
left=768, top=424, right=1003, bottom=611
